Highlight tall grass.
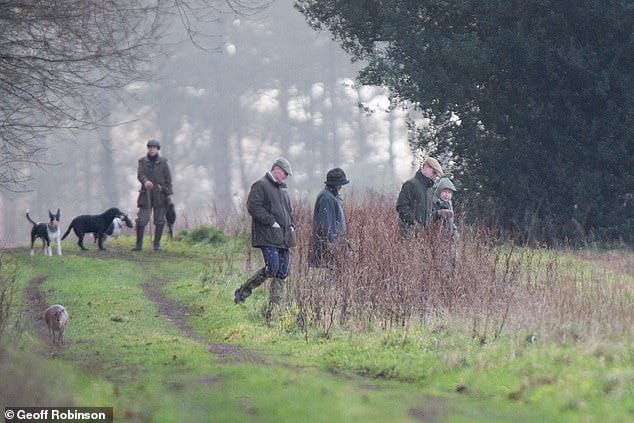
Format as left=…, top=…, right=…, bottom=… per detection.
left=286, top=193, right=632, bottom=343
left=0, top=254, right=20, bottom=345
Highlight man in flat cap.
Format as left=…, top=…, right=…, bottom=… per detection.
left=234, top=157, right=296, bottom=320
left=132, top=138, right=173, bottom=251
left=310, top=167, right=350, bottom=268
left=396, top=157, right=443, bottom=238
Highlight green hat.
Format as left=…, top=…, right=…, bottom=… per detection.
left=273, top=157, right=293, bottom=176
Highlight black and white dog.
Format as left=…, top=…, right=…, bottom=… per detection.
left=62, top=207, right=129, bottom=251
left=26, top=209, right=62, bottom=256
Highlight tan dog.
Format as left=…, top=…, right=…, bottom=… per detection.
left=44, top=305, right=69, bottom=345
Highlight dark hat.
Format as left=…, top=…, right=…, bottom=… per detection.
left=147, top=139, right=161, bottom=150
left=325, top=168, right=349, bottom=186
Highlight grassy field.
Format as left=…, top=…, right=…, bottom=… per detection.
left=0, top=234, right=632, bottom=422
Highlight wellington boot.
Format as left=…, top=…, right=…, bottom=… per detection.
left=131, top=225, right=145, bottom=251
left=269, top=277, right=285, bottom=307
left=153, top=224, right=164, bottom=251
left=234, top=269, right=267, bottom=304
left=266, top=277, right=285, bottom=325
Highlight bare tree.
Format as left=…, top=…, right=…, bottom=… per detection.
left=0, top=0, right=269, bottom=191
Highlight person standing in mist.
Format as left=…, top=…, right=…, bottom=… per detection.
left=310, top=167, right=350, bottom=268
left=131, top=139, right=173, bottom=252
left=396, top=157, right=443, bottom=238
left=234, top=157, right=296, bottom=320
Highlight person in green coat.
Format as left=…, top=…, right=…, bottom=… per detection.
left=396, top=157, right=443, bottom=238
left=132, top=139, right=173, bottom=251
left=234, top=157, right=296, bottom=316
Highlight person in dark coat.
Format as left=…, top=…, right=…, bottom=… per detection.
left=310, top=167, right=350, bottom=268
left=132, top=139, right=173, bottom=251
left=396, top=157, right=443, bottom=238
left=234, top=157, right=295, bottom=315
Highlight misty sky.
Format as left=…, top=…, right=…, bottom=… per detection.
left=1, top=0, right=417, bottom=247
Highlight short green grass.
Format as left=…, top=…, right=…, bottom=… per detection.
left=172, top=275, right=634, bottom=422
left=1, top=237, right=632, bottom=422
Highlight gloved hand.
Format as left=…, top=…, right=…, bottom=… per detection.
left=272, top=222, right=281, bottom=228
left=144, top=180, right=154, bottom=190
left=438, top=209, right=454, bottom=219
left=167, top=195, right=174, bottom=205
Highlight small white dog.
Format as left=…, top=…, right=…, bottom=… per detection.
left=105, top=214, right=134, bottom=239
left=91, top=213, right=133, bottom=244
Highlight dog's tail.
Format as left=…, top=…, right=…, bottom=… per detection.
left=61, top=222, right=74, bottom=240
left=25, top=209, right=37, bottom=226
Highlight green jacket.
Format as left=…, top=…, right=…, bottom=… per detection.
left=396, top=170, right=435, bottom=235
left=137, top=155, right=173, bottom=208
left=247, top=173, right=294, bottom=249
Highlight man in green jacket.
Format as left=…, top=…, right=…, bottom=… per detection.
left=396, top=157, right=443, bottom=238
left=234, top=157, right=295, bottom=316
left=132, top=139, right=173, bottom=251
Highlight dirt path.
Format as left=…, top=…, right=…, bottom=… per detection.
left=141, top=277, right=262, bottom=363
left=139, top=278, right=448, bottom=420
left=26, top=273, right=261, bottom=364
left=25, top=276, right=63, bottom=353
left=23, top=252, right=442, bottom=420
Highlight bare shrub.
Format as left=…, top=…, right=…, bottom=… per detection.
left=0, top=255, right=19, bottom=345
left=286, top=193, right=633, bottom=343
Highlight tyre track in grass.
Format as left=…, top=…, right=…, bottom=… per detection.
left=25, top=275, right=63, bottom=353
left=23, top=252, right=263, bottom=366
left=24, top=250, right=446, bottom=421
left=141, top=276, right=263, bottom=363
left=138, top=277, right=450, bottom=421
left=28, top=248, right=262, bottom=362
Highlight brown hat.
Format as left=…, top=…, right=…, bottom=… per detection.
left=273, top=157, right=293, bottom=176
left=422, top=157, right=443, bottom=176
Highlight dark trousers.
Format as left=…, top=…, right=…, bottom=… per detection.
left=260, top=246, right=290, bottom=279
left=235, top=246, right=290, bottom=304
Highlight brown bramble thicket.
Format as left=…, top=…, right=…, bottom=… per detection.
left=277, top=192, right=632, bottom=343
